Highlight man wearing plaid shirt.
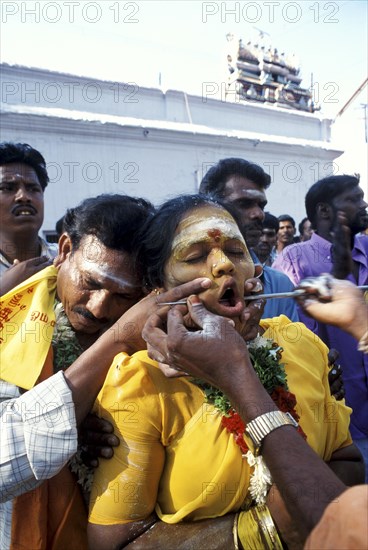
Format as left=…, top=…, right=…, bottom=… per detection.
left=0, top=194, right=155, bottom=548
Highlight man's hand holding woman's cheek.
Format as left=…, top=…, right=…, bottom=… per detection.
left=108, top=277, right=212, bottom=354
left=143, top=296, right=249, bottom=388
left=143, top=276, right=265, bottom=378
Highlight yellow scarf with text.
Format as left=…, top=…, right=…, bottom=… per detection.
left=0, top=265, right=58, bottom=389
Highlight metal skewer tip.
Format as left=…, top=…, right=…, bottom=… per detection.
left=245, top=289, right=306, bottom=301
left=158, top=285, right=368, bottom=306
left=158, top=301, right=187, bottom=305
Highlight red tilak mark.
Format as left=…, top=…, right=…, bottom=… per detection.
left=208, top=229, right=222, bottom=242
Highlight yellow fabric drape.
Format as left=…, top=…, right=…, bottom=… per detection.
left=156, top=402, right=250, bottom=523
left=0, top=265, right=58, bottom=389
left=89, top=318, right=352, bottom=526
left=260, top=316, right=352, bottom=460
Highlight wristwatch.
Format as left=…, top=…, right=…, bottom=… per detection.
left=244, top=411, right=298, bottom=456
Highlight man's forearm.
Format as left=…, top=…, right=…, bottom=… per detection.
left=64, top=326, right=129, bottom=424
left=223, top=360, right=346, bottom=539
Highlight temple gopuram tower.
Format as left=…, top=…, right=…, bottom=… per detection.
left=226, top=33, right=316, bottom=112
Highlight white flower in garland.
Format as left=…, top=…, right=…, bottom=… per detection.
left=247, top=334, right=270, bottom=350
left=244, top=451, right=272, bottom=505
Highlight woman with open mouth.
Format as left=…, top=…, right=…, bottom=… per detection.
left=87, top=195, right=361, bottom=550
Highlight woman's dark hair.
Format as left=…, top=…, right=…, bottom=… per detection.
left=136, top=193, right=242, bottom=290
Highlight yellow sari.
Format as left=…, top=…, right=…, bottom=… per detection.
left=89, top=316, right=352, bottom=526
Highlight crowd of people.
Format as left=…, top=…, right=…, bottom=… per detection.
left=0, top=142, right=367, bottom=550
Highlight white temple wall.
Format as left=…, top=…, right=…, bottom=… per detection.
left=0, top=64, right=343, bottom=238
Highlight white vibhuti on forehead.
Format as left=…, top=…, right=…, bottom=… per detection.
left=79, top=261, right=139, bottom=290
left=77, top=235, right=139, bottom=290
left=171, top=215, right=247, bottom=250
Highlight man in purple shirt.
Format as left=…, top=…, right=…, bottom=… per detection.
left=273, top=174, right=368, bottom=479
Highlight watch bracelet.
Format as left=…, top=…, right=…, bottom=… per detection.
left=246, top=411, right=298, bottom=445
